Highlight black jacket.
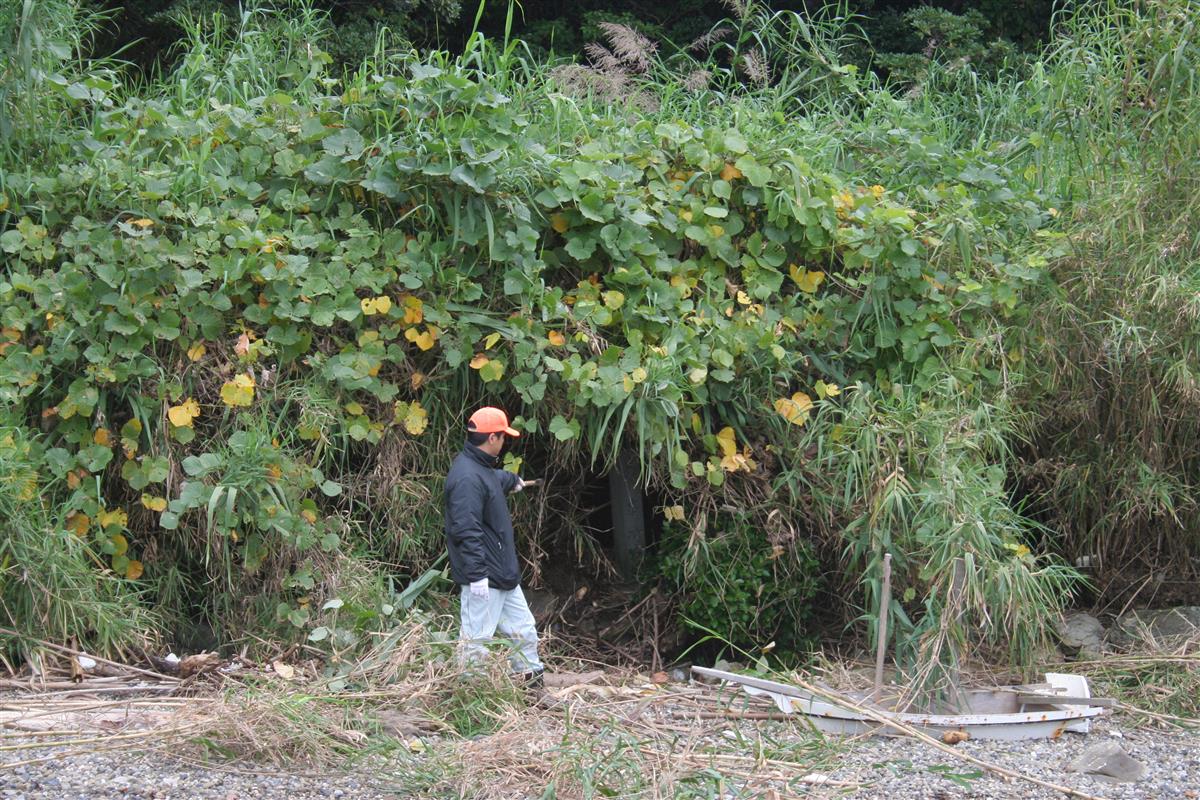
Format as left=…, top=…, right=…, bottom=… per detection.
left=444, top=444, right=522, bottom=589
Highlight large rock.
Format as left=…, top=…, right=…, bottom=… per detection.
left=1110, top=606, right=1200, bottom=647
left=1066, top=741, right=1147, bottom=782
left=1058, top=612, right=1106, bottom=657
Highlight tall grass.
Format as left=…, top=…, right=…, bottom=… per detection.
left=1012, top=0, right=1199, bottom=606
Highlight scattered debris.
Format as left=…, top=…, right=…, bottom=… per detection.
left=178, top=653, right=221, bottom=678
left=941, top=730, right=970, bottom=745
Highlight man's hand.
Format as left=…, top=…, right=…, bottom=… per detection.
left=469, top=577, right=489, bottom=600
left=513, top=477, right=542, bottom=493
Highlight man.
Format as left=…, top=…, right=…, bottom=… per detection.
left=444, top=406, right=544, bottom=684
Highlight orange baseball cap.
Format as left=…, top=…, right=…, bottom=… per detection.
left=468, top=407, right=520, bottom=437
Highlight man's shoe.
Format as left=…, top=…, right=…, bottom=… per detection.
left=518, top=667, right=544, bottom=689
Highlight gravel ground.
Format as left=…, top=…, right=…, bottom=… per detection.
left=0, top=755, right=397, bottom=800
left=826, top=716, right=1200, bottom=799
left=3, top=703, right=1198, bottom=798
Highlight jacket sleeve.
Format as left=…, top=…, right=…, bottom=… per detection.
left=446, top=475, right=488, bottom=583
left=495, top=469, right=520, bottom=494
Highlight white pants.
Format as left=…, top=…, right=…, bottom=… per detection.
left=459, top=584, right=543, bottom=672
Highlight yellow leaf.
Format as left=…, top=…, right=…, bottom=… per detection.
left=603, top=290, right=625, bottom=310
left=110, top=533, right=129, bottom=556
left=550, top=213, right=569, bottom=233
left=187, top=341, right=206, bottom=361
left=707, top=224, right=725, bottom=238
left=547, top=330, right=566, bottom=346
left=401, top=295, right=424, bottom=325
left=623, top=375, right=635, bottom=393
left=125, top=560, right=144, bottom=580
left=405, top=326, right=437, bottom=351
left=168, top=397, right=201, bottom=428
left=469, top=354, right=490, bottom=370
left=98, top=508, right=128, bottom=529
left=774, top=392, right=813, bottom=425
left=736, top=290, right=751, bottom=306
left=360, top=295, right=392, bottom=316
left=403, top=401, right=428, bottom=436
left=410, top=371, right=426, bottom=390
left=220, top=373, right=256, bottom=408
left=663, top=505, right=685, bottom=522
left=66, top=512, right=90, bottom=536
left=720, top=162, right=743, bottom=181
left=716, top=427, right=738, bottom=458
left=93, top=428, right=112, bottom=446
left=719, top=454, right=737, bottom=472
left=141, top=494, right=168, bottom=512
left=680, top=209, right=693, bottom=223
left=870, top=184, right=885, bottom=199
left=131, top=218, right=154, bottom=229
left=789, top=265, right=825, bottom=294
left=631, top=367, right=648, bottom=383
left=301, top=508, right=317, bottom=524
left=0, top=193, right=8, bottom=213
left=815, top=380, right=840, bottom=399
left=345, top=401, right=364, bottom=416
left=484, top=332, right=502, bottom=350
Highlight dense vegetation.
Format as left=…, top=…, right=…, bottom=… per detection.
left=1, top=0, right=1197, bottom=693
left=91, top=0, right=1056, bottom=81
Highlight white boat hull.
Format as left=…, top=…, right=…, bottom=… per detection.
left=696, top=668, right=1107, bottom=742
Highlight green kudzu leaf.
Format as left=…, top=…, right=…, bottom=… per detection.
left=548, top=415, right=580, bottom=442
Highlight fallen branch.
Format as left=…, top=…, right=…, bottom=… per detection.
left=670, top=709, right=795, bottom=721
left=1115, top=702, right=1200, bottom=728
left=0, top=630, right=179, bottom=683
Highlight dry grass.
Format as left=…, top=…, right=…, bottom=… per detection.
left=1065, top=633, right=1200, bottom=728
left=1, top=621, right=846, bottom=797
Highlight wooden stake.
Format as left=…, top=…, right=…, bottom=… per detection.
left=872, top=553, right=892, bottom=704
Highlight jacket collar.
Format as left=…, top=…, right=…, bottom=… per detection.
left=463, top=442, right=498, bottom=467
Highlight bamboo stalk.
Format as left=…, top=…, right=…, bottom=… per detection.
left=671, top=709, right=795, bottom=721
left=872, top=552, right=892, bottom=703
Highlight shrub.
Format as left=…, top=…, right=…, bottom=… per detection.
left=657, top=511, right=820, bottom=653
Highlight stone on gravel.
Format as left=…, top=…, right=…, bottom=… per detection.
left=1066, top=741, right=1147, bottom=782
left=1059, top=612, right=1106, bottom=657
